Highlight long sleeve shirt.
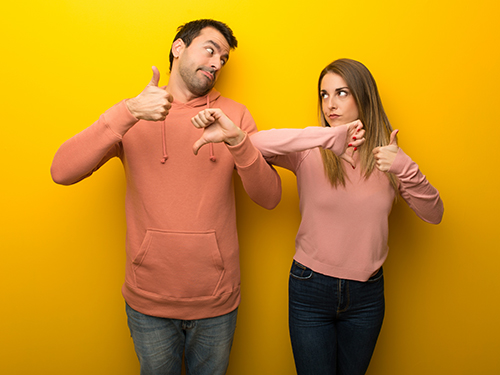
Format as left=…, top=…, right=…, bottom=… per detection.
left=251, top=126, right=443, bottom=281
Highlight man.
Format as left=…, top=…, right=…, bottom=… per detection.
left=51, top=19, right=281, bottom=375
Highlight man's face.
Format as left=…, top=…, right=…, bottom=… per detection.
left=176, top=27, right=230, bottom=97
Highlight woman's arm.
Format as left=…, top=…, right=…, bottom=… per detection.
left=373, top=130, right=443, bottom=224
left=390, top=148, right=444, bottom=224
left=251, top=121, right=364, bottom=157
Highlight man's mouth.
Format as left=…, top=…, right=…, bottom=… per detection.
left=199, top=69, right=215, bottom=81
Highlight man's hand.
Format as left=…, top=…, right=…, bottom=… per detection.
left=126, top=66, right=174, bottom=121
left=191, top=109, right=245, bottom=155
left=340, top=120, right=365, bottom=168
left=373, top=129, right=399, bottom=172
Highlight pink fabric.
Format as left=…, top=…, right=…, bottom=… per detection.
left=51, top=90, right=281, bottom=319
left=252, top=126, right=443, bottom=281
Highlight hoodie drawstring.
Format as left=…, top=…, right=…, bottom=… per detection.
left=207, top=95, right=216, bottom=162
left=160, top=120, right=168, bottom=163
left=160, top=92, right=216, bottom=164
left=209, top=144, right=216, bottom=162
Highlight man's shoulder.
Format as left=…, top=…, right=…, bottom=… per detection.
left=215, top=94, right=248, bottom=112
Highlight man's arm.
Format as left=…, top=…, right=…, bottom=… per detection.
left=191, top=108, right=282, bottom=209
left=227, top=133, right=282, bottom=210
left=51, top=67, right=173, bottom=185
left=50, top=101, right=138, bottom=185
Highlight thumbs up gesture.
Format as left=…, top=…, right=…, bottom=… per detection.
left=126, top=66, right=174, bottom=121
left=372, top=129, right=399, bottom=172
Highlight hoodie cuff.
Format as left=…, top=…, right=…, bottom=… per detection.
left=101, top=100, right=140, bottom=139
left=226, top=132, right=260, bottom=168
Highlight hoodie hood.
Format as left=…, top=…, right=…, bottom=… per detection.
left=171, top=89, right=221, bottom=109
left=160, top=89, right=221, bottom=163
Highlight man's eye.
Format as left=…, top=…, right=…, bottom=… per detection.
left=206, top=48, right=214, bottom=54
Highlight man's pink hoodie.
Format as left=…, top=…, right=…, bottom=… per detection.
left=51, top=89, right=281, bottom=320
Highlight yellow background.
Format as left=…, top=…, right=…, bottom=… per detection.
left=2, top=0, right=499, bottom=374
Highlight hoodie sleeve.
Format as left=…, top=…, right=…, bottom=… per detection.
left=51, top=100, right=139, bottom=185
left=225, top=109, right=281, bottom=210
left=389, top=148, right=444, bottom=224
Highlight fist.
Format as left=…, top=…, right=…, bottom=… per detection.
left=191, top=108, right=245, bottom=155
left=126, top=66, right=174, bottom=121
left=340, top=120, right=366, bottom=168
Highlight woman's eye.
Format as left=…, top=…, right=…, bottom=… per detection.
left=320, top=93, right=328, bottom=99
left=338, top=90, right=348, bottom=97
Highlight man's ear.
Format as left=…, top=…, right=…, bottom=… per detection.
left=171, top=38, right=185, bottom=59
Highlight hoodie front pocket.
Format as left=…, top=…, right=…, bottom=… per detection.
left=132, top=229, right=225, bottom=298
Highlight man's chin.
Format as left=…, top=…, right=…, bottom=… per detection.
left=191, top=82, right=214, bottom=97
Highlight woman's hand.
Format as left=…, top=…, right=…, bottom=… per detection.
left=372, top=129, right=399, bottom=172
left=340, top=120, right=365, bottom=168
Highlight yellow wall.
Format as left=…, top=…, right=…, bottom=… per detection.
left=2, top=0, right=499, bottom=374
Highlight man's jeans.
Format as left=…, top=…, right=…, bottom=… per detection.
left=126, top=304, right=238, bottom=375
left=288, top=261, right=385, bottom=375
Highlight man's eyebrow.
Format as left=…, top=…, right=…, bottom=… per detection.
left=206, top=40, right=229, bottom=60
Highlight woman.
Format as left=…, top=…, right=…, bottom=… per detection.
left=192, top=58, right=443, bottom=374
left=253, top=59, right=443, bottom=375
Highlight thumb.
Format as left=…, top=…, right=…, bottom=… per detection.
left=342, top=154, right=356, bottom=169
left=389, top=129, right=399, bottom=146
left=192, top=137, right=207, bottom=155
left=148, top=66, right=160, bottom=87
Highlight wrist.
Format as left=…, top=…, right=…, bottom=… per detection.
left=125, top=98, right=140, bottom=119
left=225, top=129, right=245, bottom=146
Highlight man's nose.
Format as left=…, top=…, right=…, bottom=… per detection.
left=210, top=58, right=222, bottom=71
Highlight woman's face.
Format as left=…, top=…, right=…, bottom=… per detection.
left=320, top=72, right=359, bottom=127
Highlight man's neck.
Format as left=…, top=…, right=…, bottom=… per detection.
left=166, top=74, right=204, bottom=104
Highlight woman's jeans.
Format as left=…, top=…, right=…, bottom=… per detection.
left=289, top=261, right=385, bottom=375
left=126, top=304, right=238, bottom=375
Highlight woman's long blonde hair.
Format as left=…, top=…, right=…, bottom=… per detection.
left=318, top=58, right=398, bottom=191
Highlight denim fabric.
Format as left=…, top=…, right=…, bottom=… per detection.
left=126, top=304, right=237, bottom=375
left=288, top=261, right=385, bottom=375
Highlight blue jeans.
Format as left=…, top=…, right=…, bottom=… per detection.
left=126, top=304, right=238, bottom=375
left=288, top=261, right=385, bottom=375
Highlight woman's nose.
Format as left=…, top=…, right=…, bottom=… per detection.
left=327, top=97, right=337, bottom=109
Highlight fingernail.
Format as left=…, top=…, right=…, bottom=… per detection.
left=353, top=136, right=357, bottom=140
left=348, top=143, right=352, bottom=147
left=352, top=165, right=356, bottom=169
left=354, top=147, right=357, bottom=151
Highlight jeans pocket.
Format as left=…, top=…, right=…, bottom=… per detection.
left=290, top=261, right=313, bottom=280
left=367, top=267, right=384, bottom=283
